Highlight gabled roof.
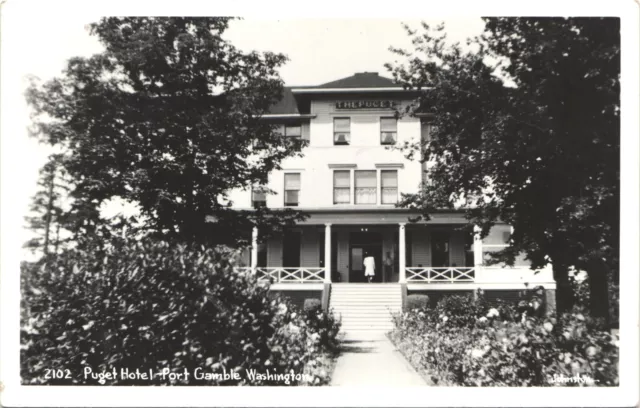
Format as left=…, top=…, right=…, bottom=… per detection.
left=318, top=72, right=399, bottom=89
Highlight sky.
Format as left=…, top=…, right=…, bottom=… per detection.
left=1, top=9, right=485, bottom=252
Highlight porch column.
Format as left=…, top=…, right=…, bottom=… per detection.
left=251, top=226, right=258, bottom=274
left=473, top=225, right=483, bottom=281
left=324, top=223, right=332, bottom=283
left=399, top=223, right=406, bottom=283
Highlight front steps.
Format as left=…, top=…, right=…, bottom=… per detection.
left=329, top=283, right=402, bottom=340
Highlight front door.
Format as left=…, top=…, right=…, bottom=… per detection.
left=349, top=232, right=382, bottom=282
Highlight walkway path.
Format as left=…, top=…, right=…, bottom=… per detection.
left=330, top=334, right=426, bottom=386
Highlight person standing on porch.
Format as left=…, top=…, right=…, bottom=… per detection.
left=384, top=251, right=393, bottom=283
left=363, top=252, right=375, bottom=283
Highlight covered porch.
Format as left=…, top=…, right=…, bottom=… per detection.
left=235, top=209, right=554, bottom=290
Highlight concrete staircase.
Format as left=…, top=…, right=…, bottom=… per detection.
left=329, top=283, right=402, bottom=340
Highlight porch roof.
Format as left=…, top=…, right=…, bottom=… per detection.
left=293, top=208, right=469, bottom=225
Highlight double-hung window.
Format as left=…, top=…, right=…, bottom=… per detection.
left=252, top=187, right=267, bottom=208
left=354, top=170, right=377, bottom=204
left=333, top=171, right=351, bottom=204
left=380, top=117, right=397, bottom=145
left=285, top=124, right=301, bottom=139
left=284, top=173, right=300, bottom=207
left=381, top=170, right=398, bottom=204
left=333, top=118, right=351, bottom=145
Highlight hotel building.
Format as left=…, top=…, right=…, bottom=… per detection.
left=228, top=72, right=556, bottom=338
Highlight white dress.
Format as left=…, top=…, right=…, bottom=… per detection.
left=363, top=256, right=376, bottom=277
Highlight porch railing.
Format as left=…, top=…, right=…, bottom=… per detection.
left=406, top=267, right=476, bottom=283
left=234, top=267, right=325, bottom=283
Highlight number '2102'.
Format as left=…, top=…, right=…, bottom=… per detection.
left=44, top=369, right=71, bottom=379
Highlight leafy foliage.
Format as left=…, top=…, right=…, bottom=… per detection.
left=405, top=294, right=430, bottom=310
left=391, top=293, right=618, bottom=386
left=386, top=18, right=620, bottom=319
left=21, top=238, right=340, bottom=385
left=26, top=17, right=306, bottom=245
left=303, top=298, right=322, bottom=313
left=302, top=299, right=342, bottom=353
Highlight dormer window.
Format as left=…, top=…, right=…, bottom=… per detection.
left=380, top=117, right=397, bottom=145
left=334, top=118, right=351, bottom=145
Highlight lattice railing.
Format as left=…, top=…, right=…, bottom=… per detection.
left=234, top=267, right=325, bottom=283
left=406, top=267, right=476, bottom=283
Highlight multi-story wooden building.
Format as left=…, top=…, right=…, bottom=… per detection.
left=228, top=72, right=555, bottom=339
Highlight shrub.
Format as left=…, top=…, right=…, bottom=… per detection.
left=302, top=299, right=341, bottom=353
left=434, top=294, right=490, bottom=328
left=405, top=294, right=430, bottom=310
left=21, top=238, right=336, bottom=385
left=303, top=298, right=322, bottom=313
left=390, top=300, right=619, bottom=386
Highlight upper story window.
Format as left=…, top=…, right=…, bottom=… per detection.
left=284, top=173, right=300, bottom=207
left=380, top=117, right=397, bottom=145
left=333, top=170, right=351, bottom=204
left=252, top=187, right=267, bottom=208
left=381, top=170, right=398, bottom=204
left=354, top=170, right=376, bottom=204
left=285, top=124, right=301, bottom=139
left=334, top=118, right=351, bottom=145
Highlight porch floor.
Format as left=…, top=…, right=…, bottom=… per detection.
left=330, top=337, right=426, bottom=386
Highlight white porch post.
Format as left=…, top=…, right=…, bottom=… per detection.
left=473, top=225, right=483, bottom=281
left=399, top=223, right=406, bottom=283
left=324, top=223, right=332, bottom=283
left=251, top=226, right=258, bottom=274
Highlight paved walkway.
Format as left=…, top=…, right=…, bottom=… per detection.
left=330, top=335, right=426, bottom=386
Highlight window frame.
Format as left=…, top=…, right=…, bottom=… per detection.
left=333, top=117, right=351, bottom=145
left=380, top=117, right=398, bottom=145
left=284, top=124, right=302, bottom=139
left=354, top=170, right=377, bottom=205
left=251, top=186, right=267, bottom=209
left=333, top=170, right=351, bottom=205
left=283, top=172, right=301, bottom=207
left=380, top=169, right=398, bottom=204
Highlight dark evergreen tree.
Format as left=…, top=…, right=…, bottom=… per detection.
left=24, top=154, right=71, bottom=257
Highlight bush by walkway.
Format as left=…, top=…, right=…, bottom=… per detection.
left=21, top=238, right=340, bottom=385
left=390, top=293, right=619, bottom=386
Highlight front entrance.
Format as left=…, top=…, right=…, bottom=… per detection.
left=349, top=232, right=382, bottom=282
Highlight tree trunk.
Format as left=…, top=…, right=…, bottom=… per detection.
left=552, top=263, right=573, bottom=313
left=43, top=173, right=56, bottom=256
left=54, top=222, right=61, bottom=255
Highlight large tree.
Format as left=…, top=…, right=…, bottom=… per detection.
left=387, top=18, right=619, bottom=320
left=27, top=17, right=305, bottom=246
